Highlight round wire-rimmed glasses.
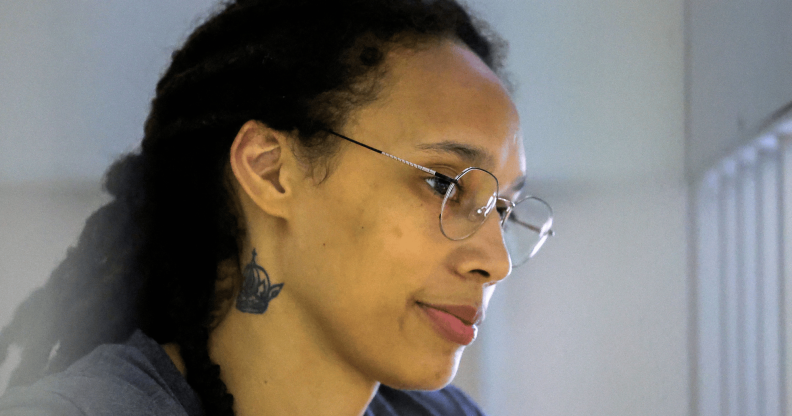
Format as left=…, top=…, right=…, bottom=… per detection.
left=438, top=167, right=554, bottom=266
left=325, top=130, right=554, bottom=267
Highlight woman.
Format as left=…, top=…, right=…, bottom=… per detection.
left=0, top=0, right=553, bottom=414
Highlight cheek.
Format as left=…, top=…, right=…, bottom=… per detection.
left=287, top=182, right=413, bottom=291
left=288, top=168, right=447, bottom=297
left=342, top=189, right=432, bottom=259
left=285, top=184, right=461, bottom=387
left=294, top=187, right=439, bottom=311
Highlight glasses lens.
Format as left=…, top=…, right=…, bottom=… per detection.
left=440, top=168, right=498, bottom=240
left=503, top=197, right=553, bottom=266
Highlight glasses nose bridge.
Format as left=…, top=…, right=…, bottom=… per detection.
left=496, top=197, right=516, bottom=226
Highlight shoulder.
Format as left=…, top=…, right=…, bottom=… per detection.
left=367, top=384, right=487, bottom=416
left=0, top=331, right=200, bottom=416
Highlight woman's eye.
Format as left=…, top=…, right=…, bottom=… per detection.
left=425, top=176, right=456, bottom=198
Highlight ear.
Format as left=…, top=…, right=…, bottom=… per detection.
left=229, top=120, right=295, bottom=217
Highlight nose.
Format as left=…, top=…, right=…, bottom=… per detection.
left=456, top=210, right=512, bottom=282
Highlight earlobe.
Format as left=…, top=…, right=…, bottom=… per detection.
left=229, top=120, right=292, bottom=216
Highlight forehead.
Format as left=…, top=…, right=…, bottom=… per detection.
left=351, top=40, right=525, bottom=181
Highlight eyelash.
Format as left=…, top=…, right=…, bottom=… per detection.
left=423, top=175, right=513, bottom=223
left=424, top=176, right=454, bottom=198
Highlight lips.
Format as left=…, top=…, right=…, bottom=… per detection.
left=418, top=302, right=483, bottom=345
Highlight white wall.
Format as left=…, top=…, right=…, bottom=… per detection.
left=686, top=0, right=792, bottom=415
left=0, top=0, right=219, bottom=184
left=464, top=0, right=689, bottom=415
left=686, top=0, right=792, bottom=179
left=480, top=182, right=688, bottom=416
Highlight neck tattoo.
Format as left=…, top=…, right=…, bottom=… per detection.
left=236, top=249, right=284, bottom=314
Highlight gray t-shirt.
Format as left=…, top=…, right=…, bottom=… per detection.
left=0, top=331, right=486, bottom=415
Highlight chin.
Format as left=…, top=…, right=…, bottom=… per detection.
left=379, top=348, right=462, bottom=391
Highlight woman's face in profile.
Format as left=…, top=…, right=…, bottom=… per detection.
left=280, top=39, right=526, bottom=390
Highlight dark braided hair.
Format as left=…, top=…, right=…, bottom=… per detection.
left=0, top=0, right=505, bottom=414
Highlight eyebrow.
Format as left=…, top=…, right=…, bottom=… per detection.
left=416, top=140, right=527, bottom=194
left=414, top=141, right=494, bottom=168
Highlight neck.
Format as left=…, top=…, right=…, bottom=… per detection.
left=207, top=299, right=380, bottom=416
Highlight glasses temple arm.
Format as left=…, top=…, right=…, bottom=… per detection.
left=507, top=215, right=555, bottom=236
left=326, top=130, right=458, bottom=184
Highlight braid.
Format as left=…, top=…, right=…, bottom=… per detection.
left=181, top=328, right=235, bottom=416
left=1, top=1, right=505, bottom=414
